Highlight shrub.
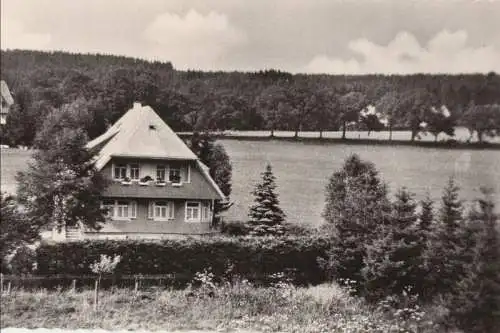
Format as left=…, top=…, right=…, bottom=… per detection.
left=9, top=245, right=37, bottom=275
left=219, top=220, right=250, bottom=236
left=35, top=235, right=332, bottom=286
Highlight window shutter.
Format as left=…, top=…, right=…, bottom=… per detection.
left=168, top=201, right=175, bottom=220
left=130, top=201, right=137, bottom=219
left=148, top=201, right=154, bottom=219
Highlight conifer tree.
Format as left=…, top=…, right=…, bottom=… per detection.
left=419, top=194, right=434, bottom=233
left=363, top=187, right=422, bottom=300
left=448, top=188, right=500, bottom=332
left=322, top=154, right=391, bottom=286
left=417, top=193, right=435, bottom=299
left=248, top=163, right=286, bottom=236
left=426, top=177, right=467, bottom=296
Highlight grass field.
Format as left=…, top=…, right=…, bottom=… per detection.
left=1, top=282, right=443, bottom=332
left=2, top=137, right=499, bottom=225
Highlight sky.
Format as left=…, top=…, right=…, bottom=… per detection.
left=1, top=0, right=500, bottom=74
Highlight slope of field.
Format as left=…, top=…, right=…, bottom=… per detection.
left=2, top=140, right=499, bottom=225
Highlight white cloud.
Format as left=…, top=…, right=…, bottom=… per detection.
left=143, top=9, right=246, bottom=70
left=303, top=30, right=500, bottom=74
left=1, top=18, right=51, bottom=50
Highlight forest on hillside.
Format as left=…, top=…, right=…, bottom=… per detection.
left=1, top=49, right=500, bottom=147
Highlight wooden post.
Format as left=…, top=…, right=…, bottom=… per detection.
left=7, top=281, right=12, bottom=294
left=0, top=273, right=3, bottom=294
left=71, top=279, right=76, bottom=293
left=134, top=277, right=139, bottom=293
left=94, top=278, right=99, bottom=311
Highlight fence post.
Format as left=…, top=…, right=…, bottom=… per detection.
left=71, top=279, right=76, bottom=293
left=94, top=278, right=99, bottom=311
left=7, top=281, right=12, bottom=294
left=0, top=273, right=3, bottom=294
left=134, top=276, right=139, bottom=293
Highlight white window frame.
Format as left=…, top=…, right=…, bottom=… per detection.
left=202, top=201, right=211, bottom=221
left=101, top=200, right=136, bottom=220
left=156, top=164, right=167, bottom=182
left=148, top=201, right=175, bottom=221
left=185, top=201, right=201, bottom=223
left=113, top=163, right=128, bottom=180
left=169, top=166, right=182, bottom=184
left=129, top=163, right=140, bottom=181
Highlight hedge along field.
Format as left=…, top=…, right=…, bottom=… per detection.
left=34, top=236, right=332, bottom=286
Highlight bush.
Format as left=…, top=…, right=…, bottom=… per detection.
left=9, top=245, right=37, bottom=275
left=35, top=236, right=332, bottom=285
left=219, top=220, right=250, bottom=236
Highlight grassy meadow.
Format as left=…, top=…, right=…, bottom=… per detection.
left=2, top=137, right=499, bottom=225
left=1, top=281, right=443, bottom=332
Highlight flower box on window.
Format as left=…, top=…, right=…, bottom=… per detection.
left=139, top=175, right=153, bottom=186
left=155, top=177, right=166, bottom=187
left=121, top=177, right=132, bottom=185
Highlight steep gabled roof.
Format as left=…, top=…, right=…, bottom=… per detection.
left=86, top=103, right=198, bottom=171
left=1, top=80, right=14, bottom=106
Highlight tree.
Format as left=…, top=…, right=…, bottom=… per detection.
left=398, top=89, right=436, bottom=141
left=322, top=154, right=391, bottom=285
left=426, top=106, right=455, bottom=142
left=362, top=187, right=423, bottom=301
left=462, top=103, right=500, bottom=143
left=425, top=178, right=467, bottom=296
left=447, top=188, right=500, bottom=333
left=187, top=132, right=233, bottom=220
left=0, top=193, right=38, bottom=269
left=248, top=163, right=286, bottom=236
left=375, top=91, right=399, bottom=140
left=16, top=108, right=108, bottom=234
left=338, top=92, right=367, bottom=139
left=256, top=85, right=288, bottom=137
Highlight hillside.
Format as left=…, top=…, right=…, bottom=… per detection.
left=1, top=49, right=500, bottom=146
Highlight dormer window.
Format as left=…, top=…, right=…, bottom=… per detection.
left=156, top=165, right=166, bottom=182
left=130, top=164, right=140, bottom=181
left=114, top=164, right=127, bottom=180
left=169, top=167, right=181, bottom=184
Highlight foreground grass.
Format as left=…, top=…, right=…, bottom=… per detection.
left=1, top=282, right=446, bottom=333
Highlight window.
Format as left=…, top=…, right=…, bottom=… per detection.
left=148, top=201, right=175, bottom=221
left=114, top=164, right=127, bottom=180
left=155, top=201, right=168, bottom=219
left=102, top=200, right=136, bottom=220
left=156, top=165, right=166, bottom=182
left=202, top=202, right=211, bottom=221
left=130, top=164, right=140, bottom=180
left=185, top=201, right=201, bottom=222
left=116, top=200, right=130, bottom=218
left=169, top=167, right=181, bottom=184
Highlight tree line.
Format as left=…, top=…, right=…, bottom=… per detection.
left=1, top=49, right=500, bottom=146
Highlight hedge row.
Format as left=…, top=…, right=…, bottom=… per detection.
left=35, top=236, right=333, bottom=285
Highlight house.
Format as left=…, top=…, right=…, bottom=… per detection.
left=48, top=102, right=225, bottom=241
left=1, top=80, right=14, bottom=125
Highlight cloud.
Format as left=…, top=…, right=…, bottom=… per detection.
left=143, top=9, right=246, bottom=70
left=303, top=30, right=500, bottom=74
left=1, top=18, right=51, bottom=50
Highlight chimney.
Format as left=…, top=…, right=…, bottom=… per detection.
left=133, top=102, right=142, bottom=109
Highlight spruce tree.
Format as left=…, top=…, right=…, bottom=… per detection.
left=419, top=194, right=434, bottom=233
left=248, top=163, right=286, bottom=236
left=426, top=177, right=467, bottom=296
left=322, top=154, right=391, bottom=286
left=417, top=193, right=435, bottom=299
left=363, top=187, right=422, bottom=301
left=449, top=188, right=500, bottom=332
